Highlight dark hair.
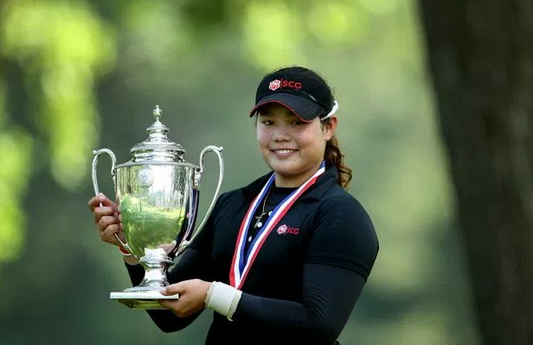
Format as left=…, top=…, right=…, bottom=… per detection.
left=321, top=118, right=353, bottom=190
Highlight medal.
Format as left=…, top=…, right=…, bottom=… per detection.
left=229, top=162, right=326, bottom=289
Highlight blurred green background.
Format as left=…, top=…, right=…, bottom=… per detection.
left=0, top=0, right=480, bottom=344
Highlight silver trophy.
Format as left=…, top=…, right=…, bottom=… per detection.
left=91, top=105, right=223, bottom=309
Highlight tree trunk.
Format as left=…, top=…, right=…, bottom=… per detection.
left=418, top=1, right=533, bottom=344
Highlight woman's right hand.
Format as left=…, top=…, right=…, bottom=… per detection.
left=89, top=194, right=140, bottom=265
left=88, top=193, right=124, bottom=247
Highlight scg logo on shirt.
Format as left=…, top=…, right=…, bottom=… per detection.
left=277, top=224, right=300, bottom=235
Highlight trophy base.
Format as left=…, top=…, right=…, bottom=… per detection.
left=110, top=291, right=179, bottom=310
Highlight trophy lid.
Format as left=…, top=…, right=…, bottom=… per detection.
left=130, top=105, right=186, bottom=163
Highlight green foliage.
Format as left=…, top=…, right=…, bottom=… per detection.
left=0, top=126, right=32, bottom=262
left=1, top=0, right=116, bottom=190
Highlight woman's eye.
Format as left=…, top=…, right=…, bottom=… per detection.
left=291, top=120, right=304, bottom=125
left=262, top=120, right=273, bottom=125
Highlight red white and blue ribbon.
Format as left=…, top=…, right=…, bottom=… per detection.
left=229, top=162, right=326, bottom=289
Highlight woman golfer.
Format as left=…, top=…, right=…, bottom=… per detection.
left=89, top=66, right=379, bottom=345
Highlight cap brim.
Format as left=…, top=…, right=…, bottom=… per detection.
left=248, top=93, right=326, bottom=122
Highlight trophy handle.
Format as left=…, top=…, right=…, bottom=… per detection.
left=175, top=146, right=224, bottom=256
left=91, top=149, right=132, bottom=254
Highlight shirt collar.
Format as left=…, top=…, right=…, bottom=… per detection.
left=242, top=165, right=339, bottom=201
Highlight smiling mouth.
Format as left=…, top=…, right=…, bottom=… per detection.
left=271, top=149, right=298, bottom=154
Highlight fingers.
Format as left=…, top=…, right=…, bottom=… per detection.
left=157, top=299, right=178, bottom=310
left=161, top=282, right=185, bottom=296
left=157, top=284, right=183, bottom=314
left=93, top=206, right=116, bottom=223
left=90, top=193, right=122, bottom=245
left=97, top=214, right=118, bottom=231
left=88, top=194, right=118, bottom=212
left=157, top=280, right=210, bottom=318
left=97, top=216, right=122, bottom=245
left=99, top=223, right=120, bottom=243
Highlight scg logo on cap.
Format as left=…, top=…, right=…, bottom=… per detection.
left=269, top=78, right=303, bottom=91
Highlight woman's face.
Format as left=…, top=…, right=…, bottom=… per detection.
left=256, top=103, right=337, bottom=187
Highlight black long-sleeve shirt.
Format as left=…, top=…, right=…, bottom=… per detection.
left=126, top=166, right=379, bottom=345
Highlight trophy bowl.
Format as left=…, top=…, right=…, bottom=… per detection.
left=91, top=105, right=223, bottom=309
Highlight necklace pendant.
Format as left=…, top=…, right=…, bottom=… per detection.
left=256, top=221, right=263, bottom=228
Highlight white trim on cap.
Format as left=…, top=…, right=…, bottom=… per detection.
left=321, top=100, right=339, bottom=120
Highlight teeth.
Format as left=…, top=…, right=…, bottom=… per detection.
left=275, top=149, right=295, bottom=154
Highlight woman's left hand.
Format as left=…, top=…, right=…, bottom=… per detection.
left=158, top=279, right=211, bottom=318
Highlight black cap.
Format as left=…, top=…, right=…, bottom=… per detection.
left=249, top=66, right=335, bottom=122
